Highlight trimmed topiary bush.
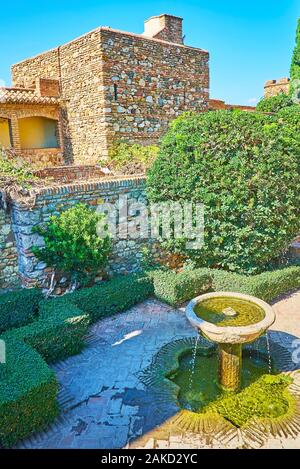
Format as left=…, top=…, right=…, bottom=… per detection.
left=151, top=268, right=212, bottom=306
left=0, top=271, right=153, bottom=446
left=147, top=110, right=300, bottom=274
left=149, top=265, right=300, bottom=306
left=0, top=289, right=43, bottom=333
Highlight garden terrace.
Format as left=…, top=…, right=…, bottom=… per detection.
left=0, top=266, right=300, bottom=448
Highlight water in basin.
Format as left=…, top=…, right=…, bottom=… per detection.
left=170, top=348, right=274, bottom=413
left=194, top=297, right=265, bottom=327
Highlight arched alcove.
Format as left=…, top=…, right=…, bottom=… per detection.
left=18, top=116, right=59, bottom=149
left=0, top=117, right=12, bottom=147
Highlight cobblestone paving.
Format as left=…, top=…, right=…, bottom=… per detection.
left=16, top=292, right=300, bottom=450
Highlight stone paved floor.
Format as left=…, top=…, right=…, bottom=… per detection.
left=16, top=291, right=300, bottom=450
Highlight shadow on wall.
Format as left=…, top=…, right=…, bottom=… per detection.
left=60, top=106, right=74, bottom=165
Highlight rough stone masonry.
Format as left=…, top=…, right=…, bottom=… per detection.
left=10, top=14, right=209, bottom=165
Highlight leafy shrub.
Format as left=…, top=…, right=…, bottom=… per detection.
left=151, top=268, right=212, bottom=306
left=0, top=337, right=58, bottom=447
left=0, top=289, right=42, bottom=333
left=147, top=110, right=300, bottom=274
left=211, top=266, right=300, bottom=302
left=277, top=105, right=300, bottom=133
left=0, top=148, right=36, bottom=188
left=256, top=94, right=294, bottom=113
left=32, top=204, right=111, bottom=285
left=69, top=273, right=154, bottom=322
left=103, top=141, right=159, bottom=174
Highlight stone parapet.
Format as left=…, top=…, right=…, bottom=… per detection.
left=264, top=78, right=290, bottom=98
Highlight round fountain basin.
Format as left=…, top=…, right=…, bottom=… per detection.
left=186, top=292, right=276, bottom=345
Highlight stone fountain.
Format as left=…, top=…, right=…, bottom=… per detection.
left=186, top=292, right=276, bottom=391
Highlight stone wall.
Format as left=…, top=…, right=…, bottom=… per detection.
left=100, top=28, right=209, bottom=150
left=9, top=176, right=156, bottom=288
left=0, top=203, right=19, bottom=289
left=12, top=30, right=108, bottom=165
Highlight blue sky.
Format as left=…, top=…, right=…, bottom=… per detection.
left=0, top=0, right=299, bottom=104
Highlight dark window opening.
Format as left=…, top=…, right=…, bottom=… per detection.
left=114, top=84, right=118, bottom=101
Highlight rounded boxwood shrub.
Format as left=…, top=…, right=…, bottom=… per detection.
left=147, top=110, right=300, bottom=274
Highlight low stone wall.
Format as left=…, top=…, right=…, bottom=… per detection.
left=0, top=204, right=19, bottom=289
left=9, top=175, right=158, bottom=288
left=209, top=99, right=256, bottom=111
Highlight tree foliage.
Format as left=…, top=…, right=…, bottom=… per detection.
left=256, top=94, right=294, bottom=113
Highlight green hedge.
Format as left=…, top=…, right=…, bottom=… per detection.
left=0, top=289, right=42, bottom=333
left=151, top=268, right=212, bottom=306
left=151, top=265, right=300, bottom=306
left=1, top=265, right=298, bottom=447
left=0, top=337, right=58, bottom=447
left=211, top=266, right=300, bottom=302
left=69, top=273, right=154, bottom=322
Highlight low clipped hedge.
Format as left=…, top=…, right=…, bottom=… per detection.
left=151, top=268, right=212, bottom=306
left=211, top=266, right=300, bottom=302
left=0, top=289, right=42, bottom=333
left=69, top=273, right=154, bottom=321
left=0, top=272, right=153, bottom=447
left=10, top=301, right=90, bottom=364
left=0, top=337, right=58, bottom=447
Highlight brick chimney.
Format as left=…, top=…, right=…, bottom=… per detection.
left=143, top=14, right=183, bottom=44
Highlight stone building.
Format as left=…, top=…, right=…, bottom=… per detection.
left=264, top=77, right=290, bottom=98
left=0, top=14, right=210, bottom=166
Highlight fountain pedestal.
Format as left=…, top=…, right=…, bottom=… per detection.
left=218, top=343, right=242, bottom=392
